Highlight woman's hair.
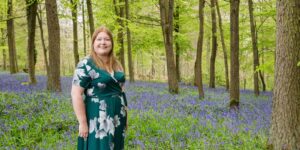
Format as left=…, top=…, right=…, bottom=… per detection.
left=90, top=26, right=123, bottom=72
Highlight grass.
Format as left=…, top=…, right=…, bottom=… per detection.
left=0, top=73, right=272, bottom=149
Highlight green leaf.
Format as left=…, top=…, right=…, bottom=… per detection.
left=297, top=61, right=300, bottom=67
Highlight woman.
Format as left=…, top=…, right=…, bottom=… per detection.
left=71, top=26, right=128, bottom=150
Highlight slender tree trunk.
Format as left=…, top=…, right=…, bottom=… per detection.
left=216, top=0, right=229, bottom=90
left=174, top=3, right=180, bottom=82
left=248, top=0, right=259, bottom=96
left=7, top=0, right=18, bottom=74
left=209, top=0, right=217, bottom=88
left=113, top=0, right=125, bottom=71
left=194, top=0, right=205, bottom=98
left=159, top=0, right=178, bottom=94
left=26, top=0, right=38, bottom=84
left=71, top=0, right=79, bottom=66
left=86, top=0, right=94, bottom=36
left=1, top=28, right=6, bottom=70
left=45, top=0, right=61, bottom=92
left=229, top=0, right=240, bottom=109
left=125, top=0, right=134, bottom=82
left=82, top=0, right=86, bottom=56
left=37, top=5, right=49, bottom=76
left=269, top=0, right=300, bottom=149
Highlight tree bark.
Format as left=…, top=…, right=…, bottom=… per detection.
left=71, top=0, right=79, bottom=66
left=1, top=28, right=6, bottom=70
left=26, top=0, right=38, bottom=84
left=174, top=3, right=180, bottom=82
left=82, top=0, right=87, bottom=56
left=209, top=0, right=217, bottom=88
left=113, top=0, right=126, bottom=71
left=248, top=0, right=259, bottom=96
left=125, top=0, right=134, bottom=82
left=7, top=0, right=18, bottom=74
left=45, top=0, right=61, bottom=92
left=194, top=0, right=205, bottom=98
left=269, top=0, right=300, bottom=149
left=216, top=0, right=229, bottom=90
left=37, top=5, right=49, bottom=76
left=86, top=0, right=94, bottom=37
left=229, top=0, right=240, bottom=109
left=159, top=0, right=178, bottom=94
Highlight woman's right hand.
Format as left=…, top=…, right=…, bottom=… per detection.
left=79, top=122, right=89, bottom=138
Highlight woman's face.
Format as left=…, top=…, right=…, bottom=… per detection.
left=93, top=32, right=112, bottom=56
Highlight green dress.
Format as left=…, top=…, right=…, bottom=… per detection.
left=72, top=56, right=127, bottom=150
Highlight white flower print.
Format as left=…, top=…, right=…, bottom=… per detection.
left=98, top=111, right=115, bottom=136
left=75, top=69, right=87, bottom=78
left=89, top=69, right=99, bottom=79
left=113, top=115, right=120, bottom=127
left=99, top=101, right=107, bottom=111
left=91, top=97, right=99, bottom=103
left=89, top=117, right=97, bottom=133
left=77, top=59, right=88, bottom=68
left=119, top=96, right=125, bottom=106
left=86, top=65, right=91, bottom=71
left=110, top=142, right=114, bottom=150
left=95, top=129, right=107, bottom=139
left=97, top=82, right=106, bottom=89
left=87, top=87, right=94, bottom=96
left=120, top=106, right=126, bottom=117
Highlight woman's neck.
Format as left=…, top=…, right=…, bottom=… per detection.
left=98, top=55, right=109, bottom=64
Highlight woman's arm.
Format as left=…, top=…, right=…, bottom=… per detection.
left=71, top=85, right=88, bottom=138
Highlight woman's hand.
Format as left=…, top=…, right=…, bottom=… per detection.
left=79, top=122, right=89, bottom=138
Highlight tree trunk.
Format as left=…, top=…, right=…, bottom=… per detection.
left=37, top=5, right=49, bottom=76
left=114, top=0, right=125, bottom=71
left=82, top=0, right=87, bottom=56
left=269, top=0, right=300, bottom=149
left=71, top=0, right=79, bottom=66
left=174, top=3, right=180, bottom=82
left=248, top=0, right=259, bottom=96
left=1, top=28, right=6, bottom=70
left=86, top=0, right=94, bottom=37
left=159, top=0, right=178, bottom=94
left=125, top=0, right=134, bottom=82
left=194, top=0, right=205, bottom=98
left=26, top=0, right=38, bottom=84
left=229, top=0, right=240, bottom=110
left=209, top=0, right=217, bottom=88
left=7, top=0, right=18, bottom=74
left=45, top=0, right=61, bottom=92
left=216, top=0, right=229, bottom=90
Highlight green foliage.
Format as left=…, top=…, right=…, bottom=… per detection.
left=297, top=61, right=300, bottom=67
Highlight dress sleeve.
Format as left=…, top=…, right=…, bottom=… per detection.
left=72, top=59, right=91, bottom=88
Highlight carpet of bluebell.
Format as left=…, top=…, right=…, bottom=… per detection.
left=0, top=72, right=272, bottom=149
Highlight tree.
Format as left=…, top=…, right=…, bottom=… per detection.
left=209, top=0, right=217, bottom=88
left=125, top=0, right=134, bottom=82
left=82, top=0, right=87, bottom=56
left=216, top=0, right=229, bottom=90
left=159, top=0, right=178, bottom=93
left=45, top=0, right=61, bottom=92
left=7, top=0, right=18, bottom=74
left=174, top=2, right=180, bottom=82
left=26, top=0, right=38, bottom=84
left=113, top=0, right=125, bottom=71
left=37, top=4, right=49, bottom=76
left=86, top=0, right=94, bottom=37
left=229, top=0, right=240, bottom=109
left=248, top=0, right=259, bottom=96
left=194, top=0, right=205, bottom=98
left=269, top=0, right=300, bottom=149
left=70, top=0, right=79, bottom=66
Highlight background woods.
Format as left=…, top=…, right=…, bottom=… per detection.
left=0, top=0, right=299, bottom=149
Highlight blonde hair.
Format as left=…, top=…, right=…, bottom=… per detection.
left=90, top=26, right=123, bottom=72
